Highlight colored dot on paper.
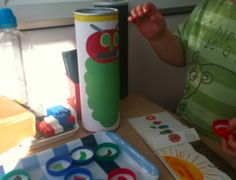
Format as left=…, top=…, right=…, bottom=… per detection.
left=160, top=129, right=173, bottom=135
left=146, top=115, right=156, bottom=120
left=153, top=121, right=162, bottom=125
left=158, top=125, right=169, bottom=129
left=150, top=125, right=157, bottom=129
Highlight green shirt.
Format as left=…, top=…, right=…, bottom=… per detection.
left=176, top=0, right=236, bottom=139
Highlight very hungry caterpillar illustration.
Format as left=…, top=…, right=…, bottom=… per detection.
left=84, top=24, right=120, bottom=128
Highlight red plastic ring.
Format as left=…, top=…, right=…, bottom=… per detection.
left=212, top=119, right=230, bottom=139
left=108, top=168, right=136, bottom=180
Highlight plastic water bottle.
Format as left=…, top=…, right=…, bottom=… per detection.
left=0, top=7, right=30, bottom=104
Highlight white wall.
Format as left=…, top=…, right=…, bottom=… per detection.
left=129, top=13, right=188, bottom=112
left=23, top=26, right=76, bottom=109
left=23, top=12, right=189, bottom=112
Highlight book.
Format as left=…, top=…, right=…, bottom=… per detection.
left=129, top=111, right=231, bottom=180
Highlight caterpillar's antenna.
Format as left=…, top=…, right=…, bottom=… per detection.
left=90, top=24, right=103, bottom=32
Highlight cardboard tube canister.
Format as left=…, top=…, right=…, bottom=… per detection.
left=74, top=8, right=120, bottom=132
left=95, top=0, right=129, bottom=99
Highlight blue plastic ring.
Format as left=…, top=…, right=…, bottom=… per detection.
left=70, top=146, right=94, bottom=165
left=64, top=167, right=92, bottom=180
left=46, top=156, right=72, bottom=176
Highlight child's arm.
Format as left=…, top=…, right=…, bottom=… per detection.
left=128, top=2, right=186, bottom=66
left=222, top=117, right=236, bottom=157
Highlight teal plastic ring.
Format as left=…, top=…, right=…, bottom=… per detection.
left=94, top=142, right=120, bottom=162
left=1, top=169, right=30, bottom=180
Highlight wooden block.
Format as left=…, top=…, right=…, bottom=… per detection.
left=0, top=96, right=36, bottom=153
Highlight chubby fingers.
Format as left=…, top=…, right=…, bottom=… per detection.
left=228, top=117, right=236, bottom=130
left=128, top=2, right=154, bottom=23
left=222, top=136, right=236, bottom=157
left=128, top=5, right=146, bottom=22
left=228, top=134, right=236, bottom=150
left=143, top=2, right=156, bottom=13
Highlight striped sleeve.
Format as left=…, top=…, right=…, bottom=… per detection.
left=175, top=0, right=206, bottom=48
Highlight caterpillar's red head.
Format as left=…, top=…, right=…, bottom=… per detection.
left=86, top=24, right=119, bottom=63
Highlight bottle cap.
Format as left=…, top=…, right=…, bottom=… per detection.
left=212, top=119, right=233, bottom=139
left=64, top=167, right=92, bottom=180
left=0, top=8, right=17, bottom=29
left=70, top=146, right=95, bottom=165
left=108, top=168, right=136, bottom=180
left=94, top=142, right=120, bottom=162
left=1, top=169, right=30, bottom=180
left=46, top=156, right=72, bottom=176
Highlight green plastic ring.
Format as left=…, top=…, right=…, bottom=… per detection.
left=94, top=142, right=120, bottom=162
left=2, top=169, right=30, bottom=180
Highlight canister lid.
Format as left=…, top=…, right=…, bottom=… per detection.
left=0, top=8, right=17, bottom=29
left=74, top=7, right=118, bottom=16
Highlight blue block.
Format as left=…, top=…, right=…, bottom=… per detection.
left=46, top=105, right=71, bottom=126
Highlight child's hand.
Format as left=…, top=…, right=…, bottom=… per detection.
left=222, top=117, right=236, bottom=157
left=128, top=2, right=167, bottom=41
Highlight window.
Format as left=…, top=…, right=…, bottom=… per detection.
left=1, top=0, right=197, bottom=30
left=1, top=0, right=94, bottom=30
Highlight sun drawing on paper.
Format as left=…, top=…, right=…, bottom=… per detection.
left=158, top=144, right=229, bottom=180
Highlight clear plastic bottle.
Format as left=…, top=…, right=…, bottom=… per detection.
left=0, top=7, right=30, bottom=104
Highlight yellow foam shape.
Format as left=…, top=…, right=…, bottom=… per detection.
left=0, top=96, right=36, bottom=153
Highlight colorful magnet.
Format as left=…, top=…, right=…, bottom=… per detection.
left=70, top=146, right=94, bottom=165
left=64, top=167, right=92, bottom=180
left=46, top=156, right=72, bottom=176
left=94, top=143, right=120, bottom=162
left=212, top=119, right=236, bottom=139
left=1, top=169, right=30, bottom=180
left=108, top=168, right=136, bottom=180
